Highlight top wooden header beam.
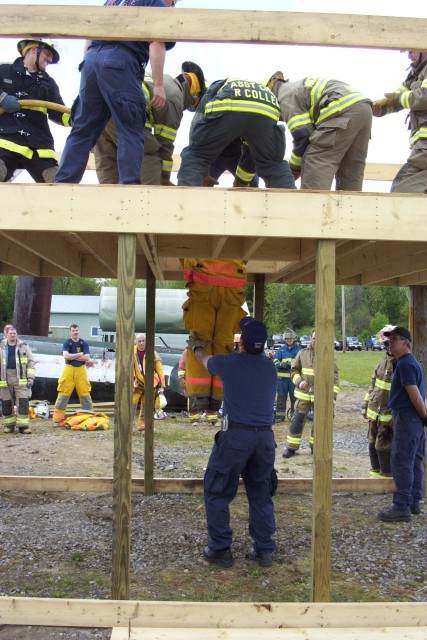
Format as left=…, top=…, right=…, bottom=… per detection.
left=1, top=6, right=426, bottom=50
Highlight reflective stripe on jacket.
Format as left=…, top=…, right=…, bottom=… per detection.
left=204, top=78, right=281, bottom=122
left=0, top=338, right=35, bottom=386
left=182, top=258, right=247, bottom=289
left=364, top=352, right=396, bottom=422
left=291, top=346, right=339, bottom=403
left=275, top=77, right=370, bottom=170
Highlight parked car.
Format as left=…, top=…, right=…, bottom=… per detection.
left=334, top=338, right=343, bottom=351
left=371, top=338, right=384, bottom=351
left=299, top=335, right=311, bottom=348
left=346, top=336, right=362, bottom=351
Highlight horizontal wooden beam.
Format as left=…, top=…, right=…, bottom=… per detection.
left=110, top=627, right=427, bottom=640
left=2, top=7, right=426, bottom=50
left=2, top=184, right=427, bottom=243
left=0, top=597, right=425, bottom=629
left=0, top=476, right=394, bottom=494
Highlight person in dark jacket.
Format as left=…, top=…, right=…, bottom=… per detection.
left=0, top=38, right=69, bottom=183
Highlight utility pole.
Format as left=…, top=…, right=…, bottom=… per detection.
left=341, top=285, right=346, bottom=353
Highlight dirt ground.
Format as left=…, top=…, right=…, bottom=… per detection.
left=0, top=385, right=426, bottom=640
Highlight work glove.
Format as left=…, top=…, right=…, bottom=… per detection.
left=187, top=332, right=209, bottom=353
left=161, top=178, right=175, bottom=186
left=361, top=408, right=367, bottom=419
left=27, top=378, right=34, bottom=388
left=178, top=376, right=186, bottom=390
left=158, top=387, right=164, bottom=394
left=372, top=93, right=401, bottom=117
left=232, top=177, right=250, bottom=188
left=0, top=92, right=21, bottom=113
left=203, top=175, right=219, bottom=187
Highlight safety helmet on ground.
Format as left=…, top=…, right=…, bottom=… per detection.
left=17, top=38, right=60, bottom=64
left=158, top=393, right=167, bottom=410
left=34, top=401, right=50, bottom=419
left=283, top=329, right=297, bottom=340
left=180, top=61, right=206, bottom=111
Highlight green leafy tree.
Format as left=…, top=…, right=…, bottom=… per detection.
left=370, top=312, right=389, bottom=336
left=0, top=276, right=16, bottom=325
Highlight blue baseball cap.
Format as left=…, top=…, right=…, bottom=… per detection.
left=239, top=316, right=267, bottom=351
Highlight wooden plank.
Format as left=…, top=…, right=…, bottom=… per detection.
left=0, top=477, right=395, bottom=494
left=311, top=240, right=335, bottom=602
left=0, top=598, right=426, bottom=629
left=144, top=266, right=156, bottom=496
left=2, top=184, right=427, bottom=243
left=1, top=7, right=426, bottom=50
left=112, top=234, right=136, bottom=600
left=109, top=628, right=427, bottom=640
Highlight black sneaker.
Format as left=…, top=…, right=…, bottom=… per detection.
left=410, top=501, right=421, bottom=515
left=247, top=549, right=273, bottom=567
left=203, top=546, right=234, bottom=568
left=282, top=448, right=296, bottom=459
left=378, top=506, right=411, bottom=522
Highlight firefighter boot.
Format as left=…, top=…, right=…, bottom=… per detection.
left=368, top=442, right=381, bottom=477
left=53, top=394, right=69, bottom=423
left=377, top=449, right=392, bottom=477
left=283, top=411, right=306, bottom=458
left=42, top=166, right=59, bottom=183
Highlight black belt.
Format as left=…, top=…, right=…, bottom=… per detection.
left=228, top=421, right=272, bottom=431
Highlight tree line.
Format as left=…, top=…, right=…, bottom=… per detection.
left=0, top=276, right=408, bottom=340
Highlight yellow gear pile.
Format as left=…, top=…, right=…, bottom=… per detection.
left=57, top=411, right=110, bottom=431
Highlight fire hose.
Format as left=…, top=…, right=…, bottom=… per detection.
left=0, top=99, right=71, bottom=116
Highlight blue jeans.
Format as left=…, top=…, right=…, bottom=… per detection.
left=56, top=45, right=146, bottom=184
left=204, top=427, right=277, bottom=552
left=391, top=411, right=425, bottom=509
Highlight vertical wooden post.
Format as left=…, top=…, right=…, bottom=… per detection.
left=253, top=273, right=265, bottom=321
left=311, top=239, right=335, bottom=603
left=112, top=234, right=136, bottom=600
left=144, top=265, right=156, bottom=496
left=410, top=285, right=427, bottom=497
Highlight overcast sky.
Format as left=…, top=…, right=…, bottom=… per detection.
left=1, top=0, right=426, bottom=188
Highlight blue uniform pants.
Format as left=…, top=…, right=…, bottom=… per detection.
left=178, top=112, right=295, bottom=188
left=391, top=411, right=425, bottom=509
left=276, top=376, right=296, bottom=419
left=56, top=45, right=146, bottom=184
left=204, top=427, right=277, bottom=553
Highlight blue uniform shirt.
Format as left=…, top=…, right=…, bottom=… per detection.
left=91, top=0, right=175, bottom=67
left=389, top=352, right=426, bottom=415
left=63, top=338, right=90, bottom=368
left=208, top=351, right=277, bottom=427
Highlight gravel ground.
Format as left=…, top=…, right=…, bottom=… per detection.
left=0, top=386, right=426, bottom=639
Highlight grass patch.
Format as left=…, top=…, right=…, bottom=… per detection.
left=335, top=350, right=383, bottom=387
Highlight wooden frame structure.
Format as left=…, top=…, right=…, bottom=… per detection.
left=1, top=4, right=426, bottom=630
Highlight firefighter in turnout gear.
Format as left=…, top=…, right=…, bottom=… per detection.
left=0, top=326, right=35, bottom=434
left=362, top=325, right=397, bottom=477
left=94, top=62, right=206, bottom=185
left=282, top=330, right=339, bottom=458
left=373, top=50, right=427, bottom=193
left=133, top=333, right=166, bottom=431
left=0, top=38, right=69, bottom=183
left=267, top=72, right=372, bottom=190
left=177, top=78, right=295, bottom=188
left=274, top=329, right=300, bottom=422
left=181, top=259, right=247, bottom=424
left=53, top=325, right=93, bottom=423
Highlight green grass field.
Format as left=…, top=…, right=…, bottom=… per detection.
left=335, top=349, right=383, bottom=387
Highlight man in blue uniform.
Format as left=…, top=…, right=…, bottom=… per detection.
left=188, top=316, right=278, bottom=568
left=274, top=329, right=300, bottom=422
left=56, top=0, right=176, bottom=185
left=378, top=327, right=427, bottom=522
